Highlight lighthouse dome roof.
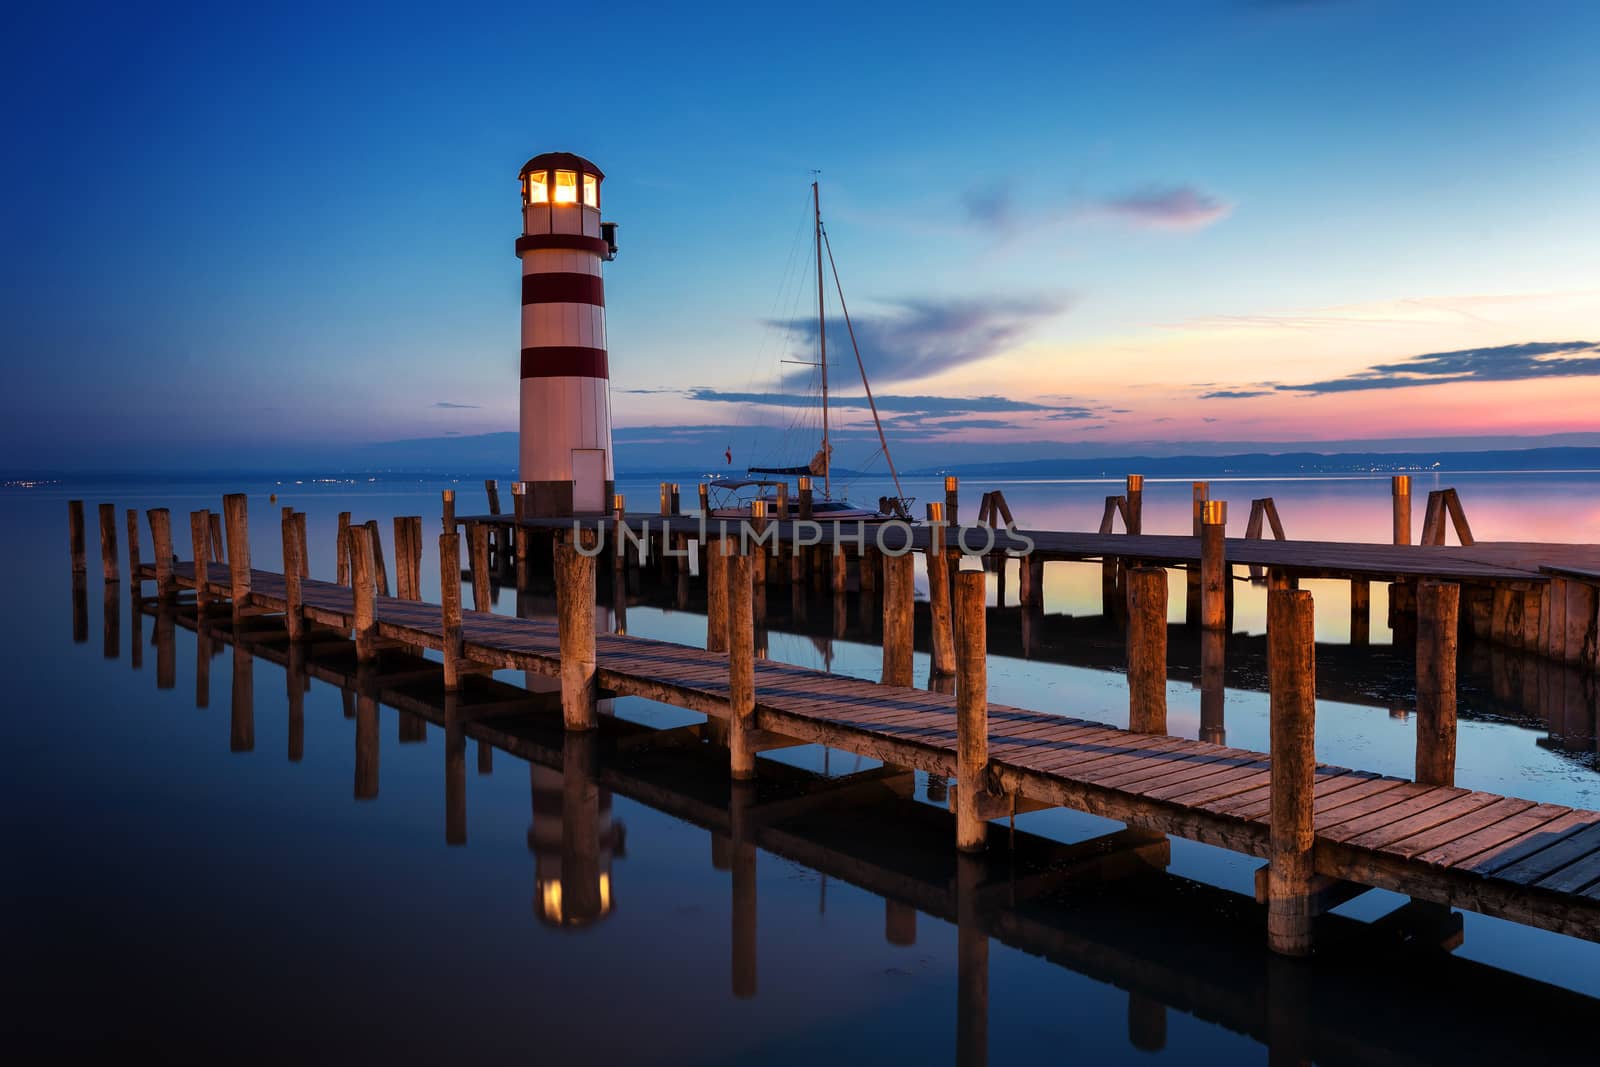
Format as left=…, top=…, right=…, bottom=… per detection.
left=519, top=152, right=604, bottom=181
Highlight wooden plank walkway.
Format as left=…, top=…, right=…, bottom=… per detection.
left=156, top=558, right=1600, bottom=942
left=468, top=513, right=1600, bottom=584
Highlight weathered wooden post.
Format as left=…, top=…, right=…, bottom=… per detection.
left=954, top=570, right=989, bottom=853
left=468, top=522, right=491, bottom=612
left=1416, top=581, right=1460, bottom=787
left=1126, top=566, right=1168, bottom=734
left=349, top=523, right=377, bottom=662
left=440, top=531, right=463, bottom=690
left=1266, top=586, right=1316, bottom=957
left=727, top=549, right=756, bottom=779
left=706, top=534, right=729, bottom=653
left=363, top=519, right=389, bottom=597
left=1125, top=474, right=1143, bottom=535
left=336, top=511, right=351, bottom=585
left=282, top=511, right=305, bottom=641
left=148, top=508, right=174, bottom=598
left=1200, top=500, right=1228, bottom=631
left=442, top=488, right=456, bottom=533
left=1200, top=627, right=1226, bottom=745
left=392, top=516, right=413, bottom=600
left=222, top=493, right=251, bottom=621
left=68, top=500, right=87, bottom=574
left=798, top=475, right=814, bottom=521
left=555, top=534, right=598, bottom=730
left=97, top=503, right=119, bottom=581
left=485, top=478, right=502, bottom=515
left=945, top=475, right=960, bottom=527
left=698, top=482, right=710, bottom=514
left=1392, top=475, right=1411, bottom=546
left=1186, top=481, right=1208, bottom=625
left=775, top=482, right=789, bottom=520
left=658, top=481, right=671, bottom=516
left=189, top=511, right=210, bottom=613
left=925, top=502, right=957, bottom=676
left=125, top=508, right=141, bottom=594
left=882, top=549, right=914, bottom=687
left=1350, top=579, right=1371, bottom=645
left=208, top=512, right=225, bottom=564
left=670, top=482, right=682, bottom=514
left=293, top=512, right=308, bottom=577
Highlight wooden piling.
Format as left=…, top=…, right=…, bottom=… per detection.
left=393, top=517, right=412, bottom=600
left=1200, top=500, right=1228, bottom=631
left=485, top=479, right=502, bottom=516
left=1187, top=482, right=1209, bottom=624
left=926, top=503, right=956, bottom=677
left=945, top=475, right=960, bottom=526
left=222, top=493, right=250, bottom=621
left=954, top=570, right=989, bottom=852
left=706, top=536, right=729, bottom=653
left=1416, top=581, right=1460, bottom=787
left=1125, top=474, right=1143, bottom=535
left=1392, top=475, right=1411, bottom=546
left=440, top=531, right=463, bottom=691
left=442, top=488, right=456, bottom=533
left=1267, top=586, right=1316, bottom=957
left=148, top=508, right=174, bottom=597
left=798, top=476, right=814, bottom=521
left=124, top=508, right=141, bottom=592
left=68, top=500, right=86, bottom=574
left=1126, top=567, right=1168, bottom=734
left=349, top=523, right=377, bottom=662
left=468, top=522, right=490, bottom=612
left=1200, top=627, right=1226, bottom=745
left=97, top=503, right=119, bottom=581
left=555, top=538, right=598, bottom=730
left=282, top=511, right=305, bottom=641
left=336, top=511, right=351, bottom=585
left=209, top=512, right=225, bottom=564
left=727, top=550, right=756, bottom=779
left=189, top=511, right=210, bottom=613
left=293, top=511, right=308, bottom=578
left=363, top=519, right=389, bottom=597
left=882, top=550, right=914, bottom=687
left=1350, top=579, right=1371, bottom=646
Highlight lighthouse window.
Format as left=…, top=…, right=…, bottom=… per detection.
left=582, top=173, right=598, bottom=208
left=527, top=171, right=548, bottom=204
left=554, top=169, right=579, bottom=204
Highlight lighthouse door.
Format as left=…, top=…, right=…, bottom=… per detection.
left=571, top=449, right=606, bottom=513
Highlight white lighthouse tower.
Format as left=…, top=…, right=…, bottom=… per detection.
left=516, top=152, right=617, bottom=515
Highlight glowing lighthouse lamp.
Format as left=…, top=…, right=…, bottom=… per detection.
left=516, top=152, right=620, bottom=515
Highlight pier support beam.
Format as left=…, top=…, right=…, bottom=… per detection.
left=1392, top=475, right=1412, bottom=546
left=727, top=549, right=756, bottom=779
left=440, top=531, right=463, bottom=690
left=1416, top=581, right=1460, bottom=787
left=125, top=508, right=141, bottom=596
left=706, top=536, right=729, bottom=653
left=148, top=508, right=174, bottom=599
left=1126, top=567, right=1168, bottom=734
left=1351, top=579, right=1371, bottom=645
left=336, top=512, right=351, bottom=585
left=349, top=524, right=377, bottom=662
left=98, top=503, right=119, bottom=582
left=1186, top=481, right=1209, bottom=626
left=189, top=511, right=210, bottom=615
left=1200, top=500, right=1228, bottom=631
left=68, top=500, right=86, bottom=575
left=363, top=518, right=389, bottom=598
left=955, top=570, right=988, bottom=852
left=926, top=503, right=956, bottom=676
left=1200, top=628, right=1226, bottom=745
left=1125, top=474, right=1143, bottom=534
left=945, top=476, right=960, bottom=527
left=468, top=523, right=491, bottom=613
left=882, top=550, right=914, bottom=687
left=282, top=511, right=305, bottom=640
left=1267, top=586, right=1317, bottom=957
left=555, top=536, right=598, bottom=730
left=223, top=493, right=250, bottom=622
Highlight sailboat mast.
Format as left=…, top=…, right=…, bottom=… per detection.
left=814, top=180, right=830, bottom=497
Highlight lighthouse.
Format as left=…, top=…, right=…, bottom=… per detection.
left=516, top=152, right=618, bottom=515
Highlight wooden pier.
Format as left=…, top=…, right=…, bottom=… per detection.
left=86, top=486, right=1600, bottom=958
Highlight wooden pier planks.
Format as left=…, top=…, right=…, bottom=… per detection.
left=152, top=557, right=1600, bottom=941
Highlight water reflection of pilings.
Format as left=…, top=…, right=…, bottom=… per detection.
left=110, top=592, right=1600, bottom=1066
left=528, top=731, right=623, bottom=928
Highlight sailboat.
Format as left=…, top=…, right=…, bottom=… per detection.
left=710, top=180, right=912, bottom=521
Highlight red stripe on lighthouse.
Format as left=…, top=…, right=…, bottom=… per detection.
left=521, top=273, right=605, bottom=306
left=520, top=347, right=609, bottom=379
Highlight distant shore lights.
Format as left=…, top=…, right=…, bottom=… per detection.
left=516, top=152, right=620, bottom=515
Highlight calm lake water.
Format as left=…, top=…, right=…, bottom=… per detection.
left=5, top=470, right=1599, bottom=1063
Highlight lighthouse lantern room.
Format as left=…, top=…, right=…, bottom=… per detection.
left=516, top=151, right=617, bottom=515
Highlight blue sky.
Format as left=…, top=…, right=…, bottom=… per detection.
left=3, top=1, right=1597, bottom=473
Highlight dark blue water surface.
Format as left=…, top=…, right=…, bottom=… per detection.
left=5, top=473, right=1599, bottom=1064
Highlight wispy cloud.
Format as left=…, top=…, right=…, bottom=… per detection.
left=772, top=296, right=1071, bottom=383
left=1279, top=340, right=1600, bottom=394
left=433, top=401, right=480, bottom=409
left=1093, top=186, right=1233, bottom=231
left=961, top=182, right=1016, bottom=230
left=684, top=388, right=1093, bottom=418
left=1201, top=388, right=1274, bottom=399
